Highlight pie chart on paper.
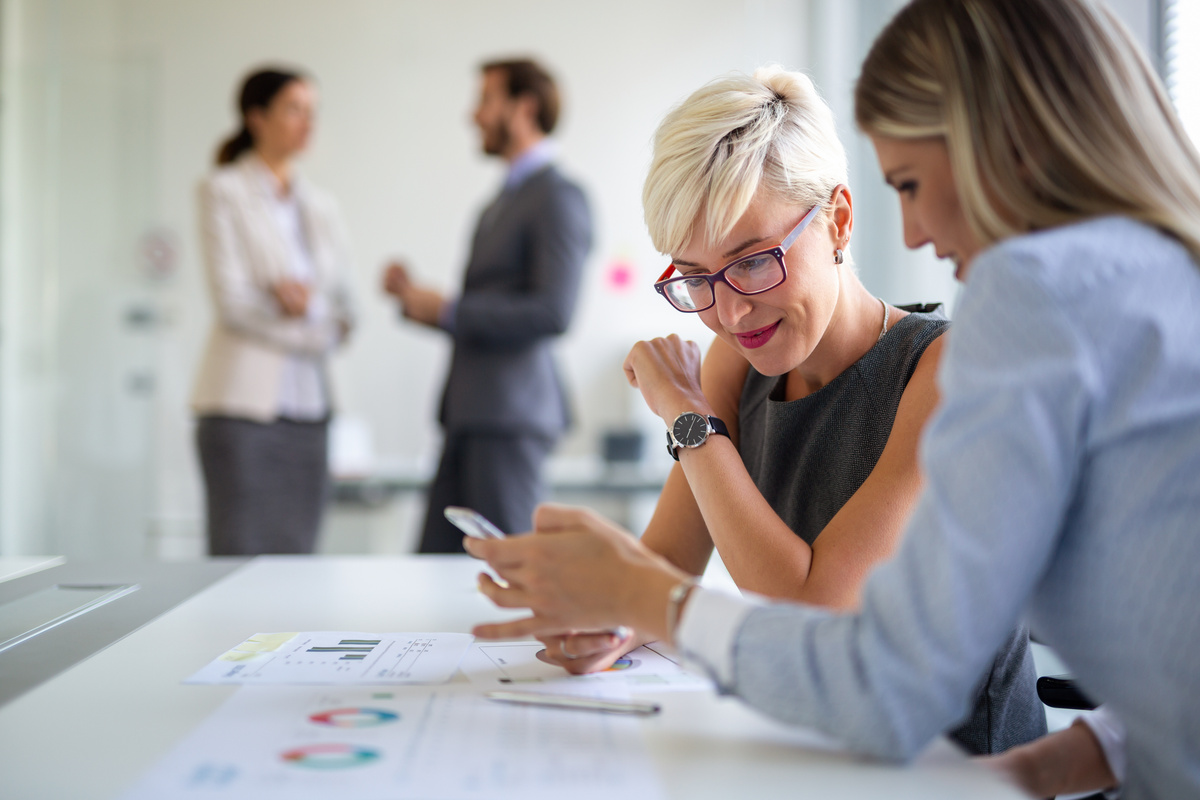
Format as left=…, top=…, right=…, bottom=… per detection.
left=308, top=707, right=399, bottom=728
left=280, top=742, right=381, bottom=769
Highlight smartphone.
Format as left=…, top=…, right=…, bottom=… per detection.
left=444, top=506, right=507, bottom=540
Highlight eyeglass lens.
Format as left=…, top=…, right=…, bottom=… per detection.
left=662, top=251, right=785, bottom=311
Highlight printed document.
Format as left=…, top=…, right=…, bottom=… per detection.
left=459, top=640, right=712, bottom=692
left=185, top=632, right=473, bottom=685
left=122, top=684, right=665, bottom=800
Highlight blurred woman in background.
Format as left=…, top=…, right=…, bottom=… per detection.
left=192, top=67, right=356, bottom=555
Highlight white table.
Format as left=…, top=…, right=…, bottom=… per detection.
left=0, top=556, right=1023, bottom=799
left=0, top=555, right=65, bottom=584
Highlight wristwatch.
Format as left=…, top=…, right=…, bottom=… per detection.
left=666, top=413, right=730, bottom=461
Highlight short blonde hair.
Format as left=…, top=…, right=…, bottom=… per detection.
left=854, top=0, right=1200, bottom=264
left=643, top=66, right=848, bottom=256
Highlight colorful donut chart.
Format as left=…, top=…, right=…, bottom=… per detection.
left=280, top=742, right=380, bottom=769
left=308, top=707, right=399, bottom=728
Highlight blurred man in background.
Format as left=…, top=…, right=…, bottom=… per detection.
left=384, top=58, right=592, bottom=553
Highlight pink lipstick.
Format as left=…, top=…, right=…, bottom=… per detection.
left=734, top=321, right=780, bottom=350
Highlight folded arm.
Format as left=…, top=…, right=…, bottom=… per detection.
left=545, top=331, right=943, bottom=672
left=635, top=333, right=944, bottom=610
left=199, top=181, right=340, bottom=357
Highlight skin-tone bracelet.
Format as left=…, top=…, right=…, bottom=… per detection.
left=666, top=577, right=699, bottom=646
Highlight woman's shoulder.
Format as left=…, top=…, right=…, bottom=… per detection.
left=894, top=303, right=950, bottom=332
left=909, top=328, right=946, bottom=382
left=888, top=305, right=949, bottom=389
left=1005, top=215, right=1163, bottom=252
left=977, top=217, right=1190, bottom=295
left=886, top=311, right=946, bottom=430
left=199, top=160, right=253, bottom=198
left=890, top=304, right=950, bottom=354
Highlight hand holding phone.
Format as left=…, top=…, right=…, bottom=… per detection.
left=454, top=508, right=633, bottom=656
left=444, top=506, right=507, bottom=540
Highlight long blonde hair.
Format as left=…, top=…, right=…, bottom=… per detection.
left=854, top=0, right=1200, bottom=264
left=643, top=66, right=847, bottom=256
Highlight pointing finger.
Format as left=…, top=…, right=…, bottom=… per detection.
left=472, top=616, right=549, bottom=640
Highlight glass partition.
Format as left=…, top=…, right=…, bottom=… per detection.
left=1, top=0, right=165, bottom=558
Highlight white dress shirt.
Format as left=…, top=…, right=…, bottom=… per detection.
left=255, top=162, right=329, bottom=421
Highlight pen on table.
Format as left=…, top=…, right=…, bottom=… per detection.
left=485, top=690, right=661, bottom=716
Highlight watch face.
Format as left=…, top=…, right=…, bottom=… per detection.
left=672, top=412, right=709, bottom=448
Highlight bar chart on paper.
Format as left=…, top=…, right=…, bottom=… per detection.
left=185, top=632, right=474, bottom=685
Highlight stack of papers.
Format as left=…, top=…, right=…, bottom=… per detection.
left=123, top=684, right=664, bottom=799
left=121, top=630, right=710, bottom=799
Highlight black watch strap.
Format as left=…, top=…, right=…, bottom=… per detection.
left=666, top=415, right=730, bottom=461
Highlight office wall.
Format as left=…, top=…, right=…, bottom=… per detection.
left=0, top=0, right=1162, bottom=557
left=149, top=0, right=820, bottom=556
left=4, top=0, right=820, bottom=556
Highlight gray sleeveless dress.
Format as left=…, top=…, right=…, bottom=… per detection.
left=737, top=305, right=1046, bottom=755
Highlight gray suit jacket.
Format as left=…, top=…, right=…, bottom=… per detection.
left=439, top=164, right=592, bottom=438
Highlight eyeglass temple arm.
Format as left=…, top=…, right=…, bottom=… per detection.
left=656, top=203, right=818, bottom=285
left=780, top=204, right=821, bottom=251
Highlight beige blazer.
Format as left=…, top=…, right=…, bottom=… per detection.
left=190, top=155, right=356, bottom=422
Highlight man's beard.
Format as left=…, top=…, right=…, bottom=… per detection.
left=481, top=119, right=509, bottom=156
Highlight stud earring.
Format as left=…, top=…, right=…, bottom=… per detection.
left=834, top=248, right=844, bottom=265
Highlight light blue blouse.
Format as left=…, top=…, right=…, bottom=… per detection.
left=677, top=217, right=1200, bottom=800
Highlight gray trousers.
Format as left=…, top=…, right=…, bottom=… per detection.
left=418, top=431, right=555, bottom=554
left=196, top=415, right=330, bottom=556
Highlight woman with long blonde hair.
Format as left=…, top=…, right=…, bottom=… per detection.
left=466, top=1, right=1200, bottom=797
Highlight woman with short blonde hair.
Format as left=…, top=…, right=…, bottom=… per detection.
left=643, top=67, right=847, bottom=256
left=536, top=66, right=1045, bottom=755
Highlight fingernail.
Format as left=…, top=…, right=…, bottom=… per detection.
left=614, top=626, right=632, bottom=641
